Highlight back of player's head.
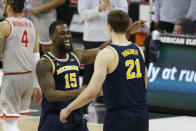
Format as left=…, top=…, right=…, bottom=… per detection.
left=107, top=10, right=129, bottom=33
left=49, top=21, right=66, bottom=36
left=6, top=0, right=25, bottom=13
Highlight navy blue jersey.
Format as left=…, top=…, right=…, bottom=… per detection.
left=102, top=43, right=148, bottom=117
left=42, top=52, right=80, bottom=111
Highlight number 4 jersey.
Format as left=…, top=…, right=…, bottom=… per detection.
left=3, top=17, right=36, bottom=73
left=102, top=43, right=148, bottom=117
left=42, top=52, right=80, bottom=111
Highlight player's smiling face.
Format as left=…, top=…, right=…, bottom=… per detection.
left=54, top=24, right=72, bottom=53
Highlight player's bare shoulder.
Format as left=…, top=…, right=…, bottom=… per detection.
left=72, top=49, right=82, bottom=62
left=97, top=46, right=116, bottom=64
left=0, top=20, right=11, bottom=37
left=36, top=57, right=52, bottom=75
left=104, top=46, right=117, bottom=60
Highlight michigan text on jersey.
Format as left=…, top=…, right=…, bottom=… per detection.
left=57, top=65, right=79, bottom=75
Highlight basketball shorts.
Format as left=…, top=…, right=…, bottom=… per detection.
left=38, top=111, right=89, bottom=131
left=0, top=73, right=34, bottom=118
left=104, top=110, right=149, bottom=131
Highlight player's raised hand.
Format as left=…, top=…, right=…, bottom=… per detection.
left=99, top=0, right=107, bottom=12
left=60, top=108, right=71, bottom=123
left=105, top=0, right=113, bottom=10
left=126, top=20, right=148, bottom=36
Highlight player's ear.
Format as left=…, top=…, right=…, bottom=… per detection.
left=108, top=24, right=113, bottom=33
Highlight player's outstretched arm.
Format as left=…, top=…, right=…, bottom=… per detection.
left=126, top=20, right=148, bottom=36
left=36, top=58, right=86, bottom=102
left=73, top=40, right=112, bottom=65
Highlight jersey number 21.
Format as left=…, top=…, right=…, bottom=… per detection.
left=125, top=58, right=142, bottom=79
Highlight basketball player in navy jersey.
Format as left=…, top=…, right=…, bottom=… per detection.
left=36, top=19, right=147, bottom=130
left=60, top=10, right=148, bottom=131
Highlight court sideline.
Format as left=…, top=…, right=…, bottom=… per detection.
left=0, top=115, right=196, bottom=131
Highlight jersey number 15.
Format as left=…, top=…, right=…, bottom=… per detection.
left=65, top=73, right=77, bottom=89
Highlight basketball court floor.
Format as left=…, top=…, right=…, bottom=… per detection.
left=0, top=101, right=196, bottom=131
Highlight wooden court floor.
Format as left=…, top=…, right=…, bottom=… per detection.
left=0, top=116, right=103, bottom=131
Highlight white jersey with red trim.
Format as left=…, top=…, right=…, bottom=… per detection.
left=3, top=17, right=36, bottom=73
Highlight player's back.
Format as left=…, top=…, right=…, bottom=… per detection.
left=103, top=43, right=147, bottom=118
left=3, top=17, right=36, bottom=73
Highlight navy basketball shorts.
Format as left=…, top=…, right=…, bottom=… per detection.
left=103, top=111, right=149, bottom=131
left=38, top=111, right=89, bottom=131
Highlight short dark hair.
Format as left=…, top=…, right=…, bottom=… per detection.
left=7, top=0, right=25, bottom=13
left=49, top=21, right=66, bottom=35
left=107, top=10, right=130, bottom=33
